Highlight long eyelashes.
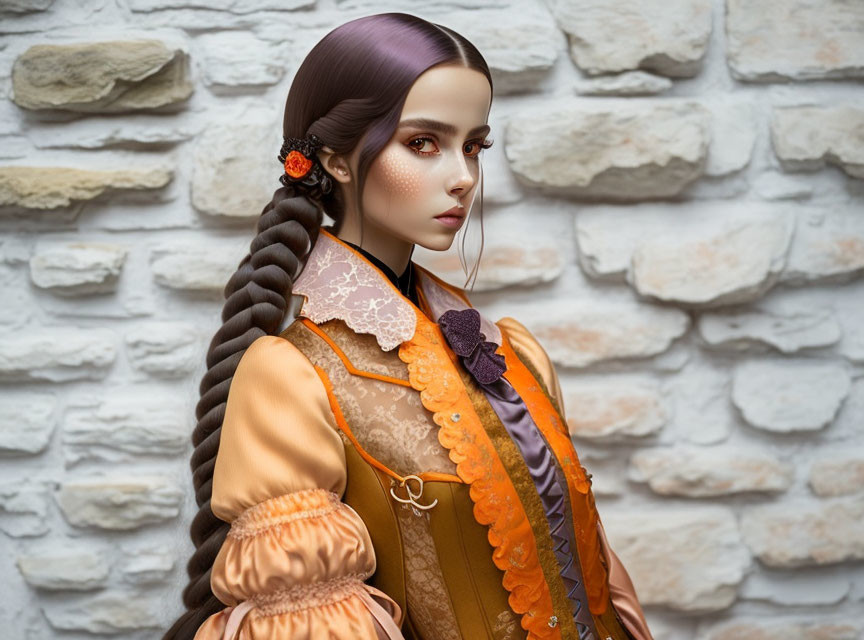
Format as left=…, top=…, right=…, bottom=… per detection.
left=471, top=138, right=495, bottom=154
left=407, top=136, right=495, bottom=157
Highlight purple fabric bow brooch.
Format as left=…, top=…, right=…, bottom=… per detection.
left=438, top=308, right=507, bottom=385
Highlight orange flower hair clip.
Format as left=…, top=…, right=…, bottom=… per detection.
left=276, top=132, right=333, bottom=198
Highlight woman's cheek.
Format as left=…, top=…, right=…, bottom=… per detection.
left=377, top=148, right=424, bottom=199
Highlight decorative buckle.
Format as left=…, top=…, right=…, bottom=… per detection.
left=389, top=474, right=438, bottom=516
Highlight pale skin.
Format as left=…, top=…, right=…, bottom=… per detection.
left=316, top=63, right=494, bottom=277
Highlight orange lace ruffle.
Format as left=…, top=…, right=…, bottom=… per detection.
left=497, top=330, right=610, bottom=615
left=398, top=310, right=559, bottom=640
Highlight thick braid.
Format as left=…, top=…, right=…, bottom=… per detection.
left=163, top=187, right=323, bottom=640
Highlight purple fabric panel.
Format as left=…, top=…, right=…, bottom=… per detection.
left=481, top=376, right=598, bottom=640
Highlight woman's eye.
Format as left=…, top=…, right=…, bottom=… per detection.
left=465, top=138, right=494, bottom=157
left=407, top=136, right=438, bottom=155
left=407, top=136, right=495, bottom=157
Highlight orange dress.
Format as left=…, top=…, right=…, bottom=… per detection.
left=194, top=228, right=653, bottom=640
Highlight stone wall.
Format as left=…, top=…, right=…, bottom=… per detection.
left=1, top=0, right=862, bottom=638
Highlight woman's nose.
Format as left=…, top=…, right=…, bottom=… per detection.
left=447, top=150, right=475, bottom=194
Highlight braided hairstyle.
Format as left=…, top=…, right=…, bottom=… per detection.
left=164, top=12, right=493, bottom=639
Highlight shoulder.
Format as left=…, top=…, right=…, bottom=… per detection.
left=213, top=332, right=345, bottom=520
left=496, top=316, right=544, bottom=355
left=230, top=332, right=328, bottom=404
left=237, top=333, right=313, bottom=376
left=496, top=315, right=564, bottom=414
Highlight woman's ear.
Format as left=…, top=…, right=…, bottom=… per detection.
left=316, top=145, right=351, bottom=184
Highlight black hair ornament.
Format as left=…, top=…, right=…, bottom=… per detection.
left=277, top=133, right=334, bottom=200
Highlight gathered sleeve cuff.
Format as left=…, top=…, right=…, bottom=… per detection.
left=193, top=335, right=404, bottom=640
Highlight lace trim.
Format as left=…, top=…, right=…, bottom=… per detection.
left=498, top=329, right=611, bottom=615
left=293, top=229, right=500, bottom=353
left=228, top=488, right=341, bottom=539
left=294, top=229, right=417, bottom=351
left=414, top=266, right=501, bottom=345
left=397, top=309, right=559, bottom=640
left=250, top=572, right=373, bottom=616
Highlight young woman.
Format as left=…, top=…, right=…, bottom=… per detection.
left=166, top=12, right=653, bottom=640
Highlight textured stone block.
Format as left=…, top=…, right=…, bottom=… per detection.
left=150, top=242, right=244, bottom=291
left=63, top=392, right=191, bottom=465
left=0, top=329, right=116, bottom=382
left=574, top=71, right=672, bottom=96
left=522, top=302, right=690, bottom=367
left=782, top=210, right=864, bottom=285
left=726, top=0, right=864, bottom=81
left=191, top=116, right=279, bottom=219
left=630, top=216, right=793, bottom=307
left=564, top=382, right=666, bottom=440
left=697, top=307, right=840, bottom=354
left=12, top=39, right=193, bottom=112
left=732, top=359, right=851, bottom=432
left=197, top=31, right=288, bottom=89
left=29, top=118, right=199, bottom=149
left=42, top=593, right=163, bottom=632
left=0, top=392, right=56, bottom=455
left=809, top=455, right=864, bottom=497
left=416, top=241, right=564, bottom=292
left=119, top=547, right=175, bottom=585
left=0, top=482, right=50, bottom=537
left=741, top=498, right=864, bottom=567
left=16, top=550, right=109, bottom=590
left=442, top=6, right=562, bottom=94
left=602, top=507, right=750, bottom=611
left=29, top=243, right=128, bottom=294
left=549, top=0, right=712, bottom=77
left=740, top=570, right=851, bottom=607
left=771, top=105, right=864, bottom=179
left=57, top=476, right=183, bottom=530
left=630, top=447, right=794, bottom=496
left=506, top=99, right=709, bottom=200
left=124, top=322, right=200, bottom=377
left=1, top=0, right=54, bottom=11
left=0, top=165, right=172, bottom=210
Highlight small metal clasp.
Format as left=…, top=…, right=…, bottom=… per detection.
left=389, top=474, right=438, bottom=515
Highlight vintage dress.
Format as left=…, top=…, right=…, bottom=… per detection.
left=193, top=228, right=653, bottom=640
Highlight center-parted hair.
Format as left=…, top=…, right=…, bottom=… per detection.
left=165, top=12, right=492, bottom=639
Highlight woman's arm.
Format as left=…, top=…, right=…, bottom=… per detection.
left=194, top=335, right=404, bottom=640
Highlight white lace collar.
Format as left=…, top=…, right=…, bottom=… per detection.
left=293, top=228, right=501, bottom=351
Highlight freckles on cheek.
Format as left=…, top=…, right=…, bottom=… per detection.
left=378, top=150, right=423, bottom=199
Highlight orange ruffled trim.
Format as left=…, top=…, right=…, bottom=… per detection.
left=498, top=331, right=610, bottom=615
left=398, top=310, right=559, bottom=640
left=228, top=488, right=344, bottom=539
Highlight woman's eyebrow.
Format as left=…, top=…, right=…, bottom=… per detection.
left=398, top=117, right=490, bottom=137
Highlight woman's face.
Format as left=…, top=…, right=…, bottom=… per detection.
left=345, top=64, right=493, bottom=252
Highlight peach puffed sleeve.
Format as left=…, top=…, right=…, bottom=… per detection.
left=497, top=316, right=654, bottom=640
left=193, top=335, right=405, bottom=640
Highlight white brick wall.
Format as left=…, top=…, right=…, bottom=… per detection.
left=1, top=0, right=862, bottom=637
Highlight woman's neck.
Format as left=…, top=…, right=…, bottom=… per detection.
left=335, top=223, right=414, bottom=277
left=341, top=238, right=419, bottom=306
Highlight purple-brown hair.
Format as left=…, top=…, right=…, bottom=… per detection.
left=164, top=12, right=493, bottom=639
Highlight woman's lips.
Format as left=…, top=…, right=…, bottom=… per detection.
left=434, top=214, right=464, bottom=228
left=435, top=205, right=465, bottom=228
